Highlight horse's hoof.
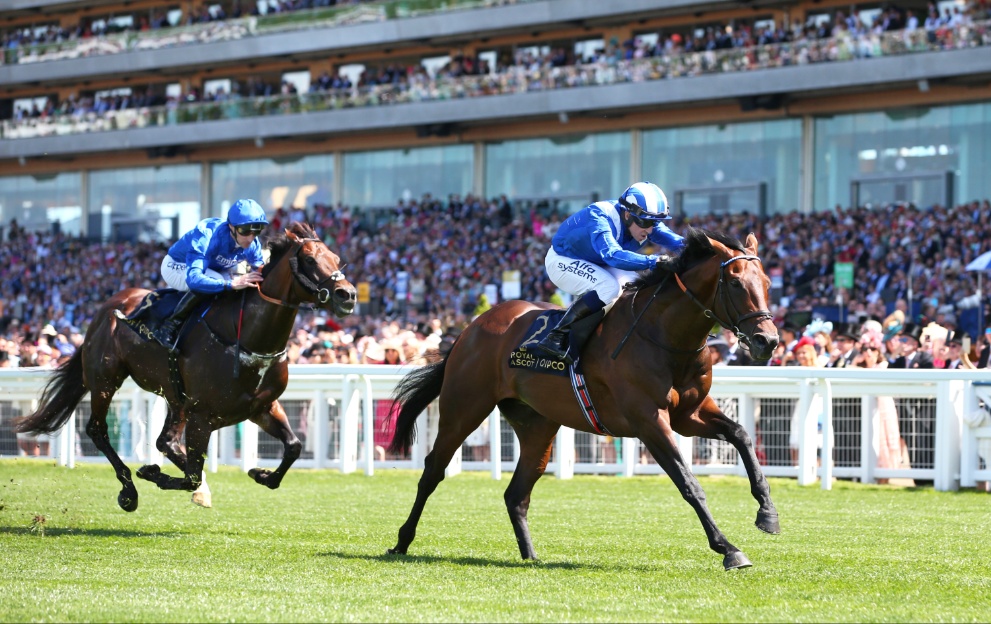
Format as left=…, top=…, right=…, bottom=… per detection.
left=386, top=546, right=407, bottom=555
left=136, top=465, right=161, bottom=481
left=191, top=491, right=212, bottom=508
left=118, top=491, right=138, bottom=512
left=723, top=552, right=753, bottom=570
left=756, top=510, right=781, bottom=534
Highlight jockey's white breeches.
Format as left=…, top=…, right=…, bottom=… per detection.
left=544, top=247, right=639, bottom=306
left=160, top=256, right=225, bottom=292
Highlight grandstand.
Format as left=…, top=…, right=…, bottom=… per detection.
left=1, top=0, right=990, bottom=236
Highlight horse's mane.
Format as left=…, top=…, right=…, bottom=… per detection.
left=262, top=222, right=320, bottom=276
left=626, top=226, right=747, bottom=291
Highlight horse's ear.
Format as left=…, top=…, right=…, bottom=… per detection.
left=745, top=233, right=759, bottom=255
left=285, top=228, right=298, bottom=241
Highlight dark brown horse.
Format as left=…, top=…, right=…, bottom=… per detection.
left=16, top=222, right=356, bottom=511
left=387, top=227, right=780, bottom=570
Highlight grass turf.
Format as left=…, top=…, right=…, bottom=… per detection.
left=1, top=458, right=989, bottom=622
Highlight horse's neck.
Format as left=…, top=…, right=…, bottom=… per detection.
left=211, top=291, right=299, bottom=355
left=628, top=283, right=716, bottom=350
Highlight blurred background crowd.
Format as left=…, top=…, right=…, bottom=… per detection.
left=1, top=192, right=989, bottom=371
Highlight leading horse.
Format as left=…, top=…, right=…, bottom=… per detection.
left=16, top=222, right=356, bottom=511
left=387, top=227, right=780, bottom=570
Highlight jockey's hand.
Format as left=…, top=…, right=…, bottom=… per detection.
left=655, top=255, right=670, bottom=265
left=231, top=272, right=263, bottom=290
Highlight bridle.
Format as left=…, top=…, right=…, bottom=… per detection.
left=673, top=253, right=774, bottom=350
left=255, top=237, right=348, bottom=310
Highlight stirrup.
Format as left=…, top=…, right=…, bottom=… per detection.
left=152, top=322, right=180, bottom=348
left=531, top=334, right=571, bottom=363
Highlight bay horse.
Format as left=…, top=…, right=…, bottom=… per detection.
left=15, top=222, right=356, bottom=512
left=387, top=227, right=780, bottom=570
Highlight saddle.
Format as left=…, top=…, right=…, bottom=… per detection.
left=113, top=289, right=187, bottom=342
left=508, top=308, right=605, bottom=376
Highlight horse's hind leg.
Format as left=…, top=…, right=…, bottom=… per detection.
left=500, top=400, right=561, bottom=560
left=155, top=406, right=189, bottom=472
left=86, top=378, right=139, bottom=512
left=388, top=391, right=495, bottom=556
left=246, top=400, right=301, bottom=489
left=638, top=416, right=750, bottom=571
left=138, top=417, right=209, bottom=493
left=681, top=396, right=779, bottom=534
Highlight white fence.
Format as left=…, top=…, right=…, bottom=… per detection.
left=1, top=366, right=989, bottom=492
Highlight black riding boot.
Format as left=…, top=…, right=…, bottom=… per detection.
left=531, top=293, right=603, bottom=365
left=153, top=291, right=203, bottom=348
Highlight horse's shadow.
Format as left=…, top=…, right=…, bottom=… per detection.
left=0, top=526, right=183, bottom=538
left=317, top=549, right=598, bottom=570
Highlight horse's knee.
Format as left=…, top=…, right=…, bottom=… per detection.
left=86, top=419, right=106, bottom=440
left=286, top=438, right=302, bottom=459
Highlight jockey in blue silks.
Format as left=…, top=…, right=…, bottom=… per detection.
left=152, top=198, right=269, bottom=347
left=531, top=182, right=686, bottom=364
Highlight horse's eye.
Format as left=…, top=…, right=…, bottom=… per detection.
left=304, top=255, right=317, bottom=266
left=730, top=278, right=743, bottom=288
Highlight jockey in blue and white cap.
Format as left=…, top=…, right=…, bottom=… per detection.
left=151, top=199, right=269, bottom=348
left=531, top=182, right=686, bottom=364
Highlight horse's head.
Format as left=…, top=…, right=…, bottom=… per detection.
left=700, top=230, right=779, bottom=360
left=643, top=227, right=778, bottom=360
left=265, top=223, right=357, bottom=318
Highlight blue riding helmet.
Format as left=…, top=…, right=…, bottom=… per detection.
left=618, top=182, right=671, bottom=222
left=226, top=199, right=269, bottom=226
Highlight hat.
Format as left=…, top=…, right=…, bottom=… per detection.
left=882, top=310, right=905, bottom=342
left=946, top=330, right=970, bottom=346
left=899, top=322, right=924, bottom=344
left=706, top=336, right=730, bottom=357
left=833, top=322, right=861, bottom=341
left=794, top=336, right=816, bottom=351
left=41, top=324, right=57, bottom=337
left=779, top=322, right=801, bottom=336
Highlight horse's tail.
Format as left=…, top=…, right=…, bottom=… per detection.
left=14, top=348, right=89, bottom=435
left=388, top=355, right=449, bottom=455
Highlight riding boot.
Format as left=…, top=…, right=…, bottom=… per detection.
left=152, top=291, right=203, bottom=348
left=531, top=291, right=605, bottom=365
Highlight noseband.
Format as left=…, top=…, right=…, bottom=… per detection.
left=257, top=237, right=348, bottom=309
left=674, top=254, right=774, bottom=350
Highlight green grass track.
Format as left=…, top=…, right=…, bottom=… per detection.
left=1, top=459, right=989, bottom=622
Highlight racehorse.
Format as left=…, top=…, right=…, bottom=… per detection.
left=15, top=222, right=356, bottom=512
left=387, top=227, right=780, bottom=570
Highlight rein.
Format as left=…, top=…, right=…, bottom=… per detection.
left=673, top=254, right=773, bottom=350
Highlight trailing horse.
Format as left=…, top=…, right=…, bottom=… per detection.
left=387, top=227, right=780, bottom=570
left=16, top=222, right=356, bottom=512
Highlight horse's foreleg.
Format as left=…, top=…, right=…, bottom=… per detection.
left=87, top=388, right=139, bottom=512
left=246, top=401, right=301, bottom=489
left=639, top=415, right=751, bottom=571
left=502, top=405, right=561, bottom=560
left=694, top=396, right=779, bottom=534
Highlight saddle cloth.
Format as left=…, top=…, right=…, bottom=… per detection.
left=507, top=308, right=604, bottom=376
left=113, top=289, right=184, bottom=341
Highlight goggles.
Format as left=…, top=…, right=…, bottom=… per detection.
left=234, top=223, right=265, bottom=236
left=620, top=198, right=665, bottom=229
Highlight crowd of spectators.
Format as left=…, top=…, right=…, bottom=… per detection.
left=1, top=1, right=370, bottom=54
left=1, top=192, right=990, bottom=372
left=5, top=1, right=991, bottom=134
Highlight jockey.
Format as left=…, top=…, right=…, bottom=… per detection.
left=152, top=199, right=268, bottom=347
left=531, top=182, right=686, bottom=364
